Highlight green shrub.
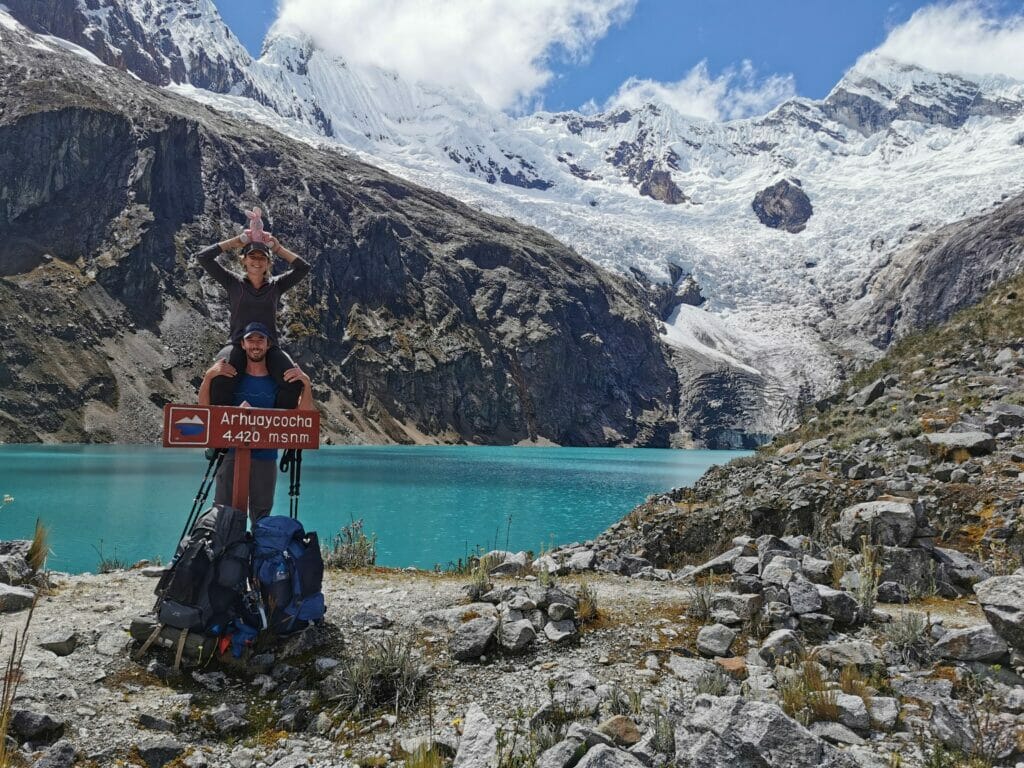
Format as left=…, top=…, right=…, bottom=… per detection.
left=323, top=518, right=377, bottom=570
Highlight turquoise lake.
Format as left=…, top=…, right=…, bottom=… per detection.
left=0, top=446, right=749, bottom=574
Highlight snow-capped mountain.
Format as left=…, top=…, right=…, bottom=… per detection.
left=8, top=0, right=1024, bottom=441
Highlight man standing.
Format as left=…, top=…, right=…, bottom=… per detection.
left=198, top=322, right=313, bottom=522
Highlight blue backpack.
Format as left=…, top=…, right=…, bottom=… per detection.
left=251, top=516, right=325, bottom=634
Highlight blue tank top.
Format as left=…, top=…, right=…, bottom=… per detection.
left=231, top=374, right=278, bottom=461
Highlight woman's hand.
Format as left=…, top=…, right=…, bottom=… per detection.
left=205, top=359, right=237, bottom=381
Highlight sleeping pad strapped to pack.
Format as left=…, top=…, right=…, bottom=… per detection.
left=154, top=503, right=252, bottom=632
left=251, top=515, right=325, bottom=634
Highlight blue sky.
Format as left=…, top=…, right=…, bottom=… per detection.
left=213, top=0, right=1024, bottom=114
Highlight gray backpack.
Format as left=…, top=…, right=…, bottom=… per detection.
left=154, top=504, right=251, bottom=632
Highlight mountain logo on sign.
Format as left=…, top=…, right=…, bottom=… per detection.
left=174, top=415, right=206, bottom=438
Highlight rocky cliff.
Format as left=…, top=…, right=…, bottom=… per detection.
left=0, top=23, right=680, bottom=446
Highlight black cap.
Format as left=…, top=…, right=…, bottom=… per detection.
left=242, top=322, right=272, bottom=340
left=242, top=241, right=272, bottom=257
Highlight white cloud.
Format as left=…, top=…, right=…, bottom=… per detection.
left=863, top=1, right=1024, bottom=80
left=274, top=0, right=636, bottom=111
left=605, top=60, right=796, bottom=121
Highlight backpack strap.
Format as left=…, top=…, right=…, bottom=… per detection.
left=133, top=623, right=165, bottom=660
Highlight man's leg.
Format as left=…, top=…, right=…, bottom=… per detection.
left=267, top=346, right=304, bottom=409
left=209, top=344, right=244, bottom=406
left=248, top=458, right=278, bottom=523
left=213, top=452, right=235, bottom=507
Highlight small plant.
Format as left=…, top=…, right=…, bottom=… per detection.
left=576, top=581, right=599, bottom=624
left=323, top=518, right=377, bottom=569
left=685, top=577, right=716, bottom=621
left=93, top=540, right=126, bottom=574
left=882, top=612, right=931, bottom=664
left=857, top=537, right=881, bottom=622
left=0, top=599, right=35, bottom=768
left=27, top=518, right=49, bottom=573
left=464, top=562, right=492, bottom=601
left=403, top=745, right=444, bottom=768
left=694, top=668, right=730, bottom=697
left=651, top=709, right=675, bottom=755
left=328, top=635, right=426, bottom=718
left=839, top=664, right=874, bottom=711
left=829, top=546, right=850, bottom=589
left=537, top=564, right=554, bottom=588
left=778, top=659, right=839, bottom=726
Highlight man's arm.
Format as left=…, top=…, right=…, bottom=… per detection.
left=283, top=365, right=314, bottom=411
left=198, top=359, right=236, bottom=405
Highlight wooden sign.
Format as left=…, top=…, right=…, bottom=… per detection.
left=163, top=404, right=320, bottom=450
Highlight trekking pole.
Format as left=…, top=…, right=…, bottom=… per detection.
left=178, top=449, right=226, bottom=544
left=291, top=450, right=303, bottom=519
left=279, top=449, right=303, bottom=519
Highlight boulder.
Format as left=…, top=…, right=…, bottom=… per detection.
left=710, top=592, right=763, bottom=620
left=974, top=575, right=1024, bottom=652
left=137, top=738, right=185, bottom=768
left=0, top=583, right=35, bottom=613
left=681, top=695, right=834, bottom=766
left=567, top=550, right=596, bottom=572
left=797, top=613, right=834, bottom=643
left=10, top=709, right=65, bottom=744
left=751, top=179, right=813, bottom=234
left=933, top=547, right=989, bottom=589
left=759, top=630, right=803, bottom=665
left=544, top=620, right=577, bottom=644
left=34, top=740, right=77, bottom=768
left=812, top=641, right=882, bottom=670
left=450, top=617, right=498, bottom=661
left=923, top=431, right=995, bottom=460
left=536, top=738, right=586, bottom=768
left=868, top=697, right=899, bottom=731
left=666, top=654, right=718, bottom=683
left=871, top=546, right=934, bottom=596
left=787, top=576, right=823, bottom=614
left=696, top=624, right=737, bottom=657
left=0, top=554, right=32, bottom=585
left=39, top=630, right=78, bottom=656
left=834, top=694, right=870, bottom=731
left=834, top=501, right=916, bottom=549
left=574, top=744, right=646, bottom=768
left=809, top=722, right=865, bottom=746
left=814, top=585, right=860, bottom=627
left=596, top=715, right=642, bottom=747
left=453, top=703, right=498, bottom=768
left=497, top=619, right=536, bottom=654
left=761, top=557, right=801, bottom=587
left=934, top=625, right=1007, bottom=662
left=876, top=582, right=909, bottom=604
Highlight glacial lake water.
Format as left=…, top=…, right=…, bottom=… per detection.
left=0, top=445, right=749, bottom=574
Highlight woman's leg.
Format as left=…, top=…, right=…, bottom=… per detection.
left=209, top=344, right=244, bottom=405
left=267, top=346, right=304, bottom=409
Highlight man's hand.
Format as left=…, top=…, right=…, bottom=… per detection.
left=283, top=365, right=311, bottom=388
left=205, top=359, right=237, bottom=381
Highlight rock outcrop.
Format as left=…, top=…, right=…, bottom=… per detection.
left=752, top=179, right=813, bottom=233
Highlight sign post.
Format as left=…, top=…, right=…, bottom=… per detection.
left=162, top=404, right=320, bottom=514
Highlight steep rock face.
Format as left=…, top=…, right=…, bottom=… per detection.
left=0, top=26, right=679, bottom=446
left=821, top=61, right=1023, bottom=135
left=5, top=0, right=250, bottom=92
left=848, top=192, right=1024, bottom=347
left=752, top=179, right=812, bottom=233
